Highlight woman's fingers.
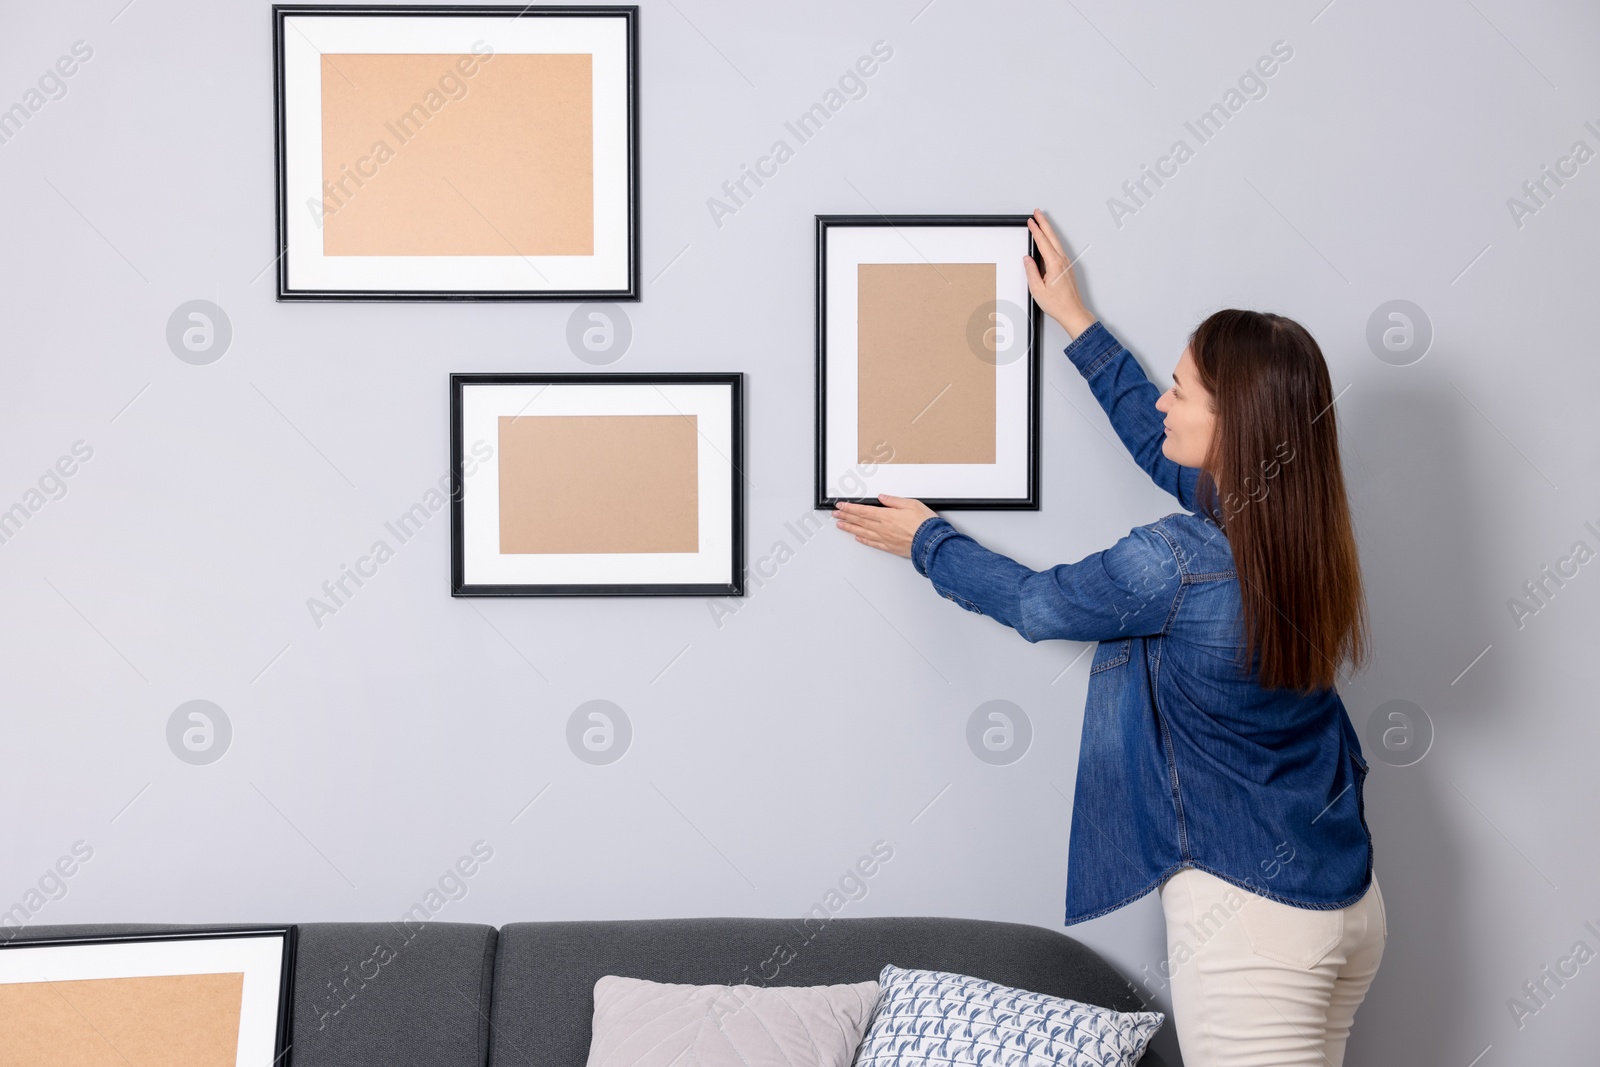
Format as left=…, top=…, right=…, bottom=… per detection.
left=838, top=496, right=905, bottom=516
left=836, top=506, right=893, bottom=538
left=1026, top=218, right=1064, bottom=275
left=833, top=502, right=883, bottom=533
left=838, top=511, right=876, bottom=534
left=835, top=498, right=921, bottom=559
left=1023, top=252, right=1047, bottom=298
left=837, top=514, right=892, bottom=552
left=1032, top=209, right=1067, bottom=259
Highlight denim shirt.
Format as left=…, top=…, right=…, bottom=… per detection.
left=910, top=321, right=1373, bottom=925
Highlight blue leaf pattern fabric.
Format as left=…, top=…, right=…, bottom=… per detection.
left=854, top=965, right=1162, bottom=1067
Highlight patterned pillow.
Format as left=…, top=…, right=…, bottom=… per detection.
left=854, top=965, right=1163, bottom=1067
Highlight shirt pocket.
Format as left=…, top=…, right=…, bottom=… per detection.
left=1239, top=891, right=1344, bottom=970
left=1090, top=638, right=1131, bottom=673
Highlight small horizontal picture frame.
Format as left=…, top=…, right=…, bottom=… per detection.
left=451, top=373, right=745, bottom=596
left=816, top=215, right=1041, bottom=510
left=273, top=4, right=639, bottom=300
left=0, top=927, right=296, bottom=1067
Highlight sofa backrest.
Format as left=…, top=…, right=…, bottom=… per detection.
left=488, top=916, right=1160, bottom=1067
left=6, top=916, right=1163, bottom=1067
left=5, top=921, right=497, bottom=1067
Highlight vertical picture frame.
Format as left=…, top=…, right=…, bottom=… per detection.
left=815, top=215, right=1042, bottom=510
left=273, top=5, right=639, bottom=300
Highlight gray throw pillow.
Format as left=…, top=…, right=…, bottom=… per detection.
left=586, top=975, right=879, bottom=1067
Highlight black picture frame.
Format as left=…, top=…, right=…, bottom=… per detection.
left=450, top=372, right=745, bottom=597
left=814, top=214, right=1042, bottom=510
left=0, top=926, right=297, bottom=1065
left=272, top=4, right=640, bottom=301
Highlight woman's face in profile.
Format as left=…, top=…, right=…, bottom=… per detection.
left=1155, top=345, right=1217, bottom=469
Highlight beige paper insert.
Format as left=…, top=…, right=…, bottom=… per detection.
left=0, top=972, right=245, bottom=1067
left=856, top=262, right=997, bottom=464
left=320, top=52, right=594, bottom=256
left=498, top=415, right=700, bottom=554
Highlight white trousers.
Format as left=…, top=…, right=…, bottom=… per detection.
left=1157, top=866, right=1386, bottom=1067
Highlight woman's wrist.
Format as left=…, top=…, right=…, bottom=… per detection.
left=910, top=514, right=952, bottom=576
left=1057, top=306, right=1097, bottom=340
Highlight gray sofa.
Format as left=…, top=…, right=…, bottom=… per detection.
left=10, top=917, right=1166, bottom=1067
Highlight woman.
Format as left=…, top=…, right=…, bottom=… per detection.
left=833, top=210, right=1384, bottom=1067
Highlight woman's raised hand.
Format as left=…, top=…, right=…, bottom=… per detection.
left=1023, top=209, right=1096, bottom=339
left=833, top=494, right=938, bottom=558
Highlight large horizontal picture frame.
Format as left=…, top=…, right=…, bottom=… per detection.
left=0, top=926, right=296, bottom=1067
left=815, top=214, right=1042, bottom=510
left=451, top=372, right=745, bottom=597
left=273, top=4, right=640, bottom=301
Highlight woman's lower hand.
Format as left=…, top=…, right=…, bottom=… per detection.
left=833, top=494, right=937, bottom=558
left=1024, top=209, right=1096, bottom=339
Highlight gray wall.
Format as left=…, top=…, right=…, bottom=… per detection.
left=2, top=1, right=1595, bottom=1064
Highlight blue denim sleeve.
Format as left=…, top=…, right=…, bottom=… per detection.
left=910, top=516, right=1181, bottom=642
left=1063, top=321, right=1203, bottom=513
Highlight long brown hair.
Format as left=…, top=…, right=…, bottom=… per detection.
left=1189, top=309, right=1368, bottom=693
